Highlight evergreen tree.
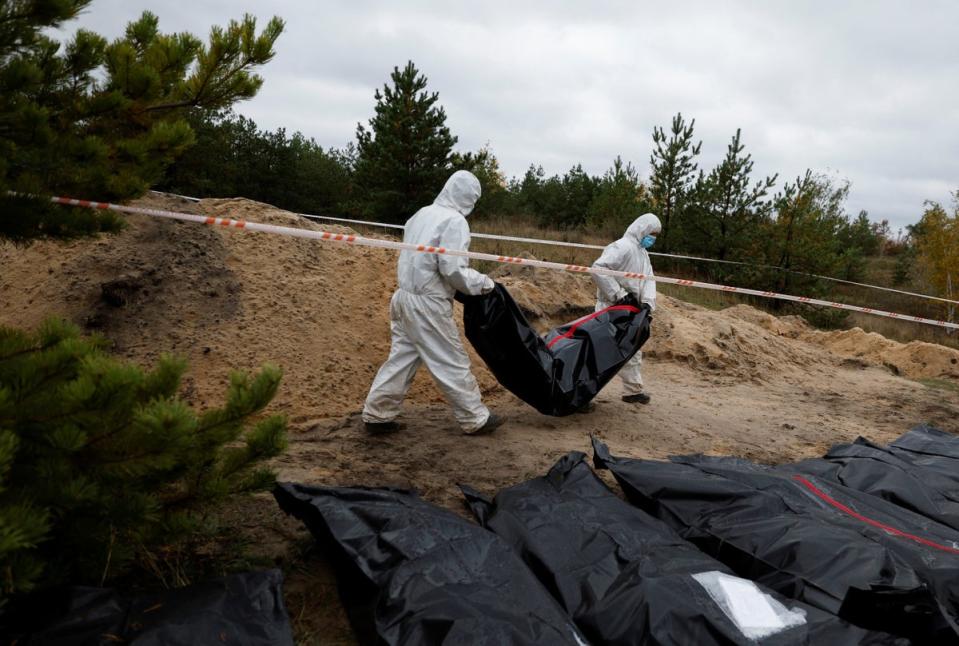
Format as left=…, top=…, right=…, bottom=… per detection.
left=586, top=156, right=650, bottom=233
left=160, top=110, right=352, bottom=214
left=649, top=113, right=701, bottom=250
left=556, top=164, right=598, bottom=229
left=515, top=164, right=548, bottom=216
left=683, top=129, right=777, bottom=261
left=0, top=319, right=287, bottom=603
left=353, top=61, right=457, bottom=223
left=844, top=210, right=882, bottom=258
left=763, top=170, right=853, bottom=293
left=0, top=3, right=284, bottom=243
left=893, top=244, right=916, bottom=286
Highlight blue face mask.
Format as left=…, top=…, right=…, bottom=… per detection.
left=641, top=235, right=657, bottom=249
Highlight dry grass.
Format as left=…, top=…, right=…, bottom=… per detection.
left=918, top=378, right=959, bottom=393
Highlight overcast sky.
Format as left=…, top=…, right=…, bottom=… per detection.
left=61, top=1, right=958, bottom=230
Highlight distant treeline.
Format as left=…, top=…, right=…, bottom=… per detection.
left=158, top=61, right=956, bottom=322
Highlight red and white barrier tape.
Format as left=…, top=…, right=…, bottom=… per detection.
left=28, top=195, right=959, bottom=331
left=288, top=208, right=959, bottom=307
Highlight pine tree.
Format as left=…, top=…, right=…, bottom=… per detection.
left=159, top=110, right=352, bottom=214
left=764, top=170, right=852, bottom=293
left=557, top=164, right=599, bottom=229
left=0, top=319, right=287, bottom=604
left=586, top=156, right=650, bottom=234
left=649, top=113, right=701, bottom=251
left=515, top=164, right=547, bottom=216
left=683, top=129, right=777, bottom=261
left=353, top=61, right=457, bottom=223
left=0, top=3, right=284, bottom=243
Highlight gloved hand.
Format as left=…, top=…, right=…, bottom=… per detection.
left=481, top=276, right=495, bottom=294
left=615, top=292, right=640, bottom=308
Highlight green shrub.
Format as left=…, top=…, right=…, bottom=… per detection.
left=0, top=319, right=286, bottom=604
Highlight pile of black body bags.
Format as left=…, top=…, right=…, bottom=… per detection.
left=276, top=424, right=959, bottom=645
left=16, top=424, right=959, bottom=644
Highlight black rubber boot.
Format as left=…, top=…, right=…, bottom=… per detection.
left=466, top=413, right=505, bottom=436
left=621, top=392, right=651, bottom=405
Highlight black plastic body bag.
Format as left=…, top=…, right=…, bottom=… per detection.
left=462, top=452, right=892, bottom=645
left=1, top=570, right=294, bottom=646
left=786, top=425, right=959, bottom=532
left=456, top=282, right=650, bottom=416
left=592, top=437, right=959, bottom=644
left=273, top=482, right=587, bottom=646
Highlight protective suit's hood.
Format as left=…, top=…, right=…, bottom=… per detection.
left=434, top=170, right=482, bottom=216
left=625, top=213, right=662, bottom=243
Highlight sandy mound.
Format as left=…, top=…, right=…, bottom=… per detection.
left=804, top=328, right=959, bottom=381
left=721, top=304, right=959, bottom=381
left=723, top=304, right=811, bottom=337
left=642, top=297, right=830, bottom=382
left=489, top=261, right=595, bottom=323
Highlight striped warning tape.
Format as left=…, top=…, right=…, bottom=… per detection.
left=287, top=208, right=959, bottom=307
left=26, top=194, right=959, bottom=331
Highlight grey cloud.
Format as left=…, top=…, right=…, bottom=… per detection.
left=62, top=0, right=958, bottom=228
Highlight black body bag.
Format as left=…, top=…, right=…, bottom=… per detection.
left=593, top=437, right=959, bottom=644
left=1, top=570, right=294, bottom=646
left=461, top=452, right=894, bottom=645
left=785, top=425, right=959, bottom=532
left=457, top=282, right=650, bottom=416
left=273, top=482, right=587, bottom=646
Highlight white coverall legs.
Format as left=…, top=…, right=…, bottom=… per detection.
left=596, top=299, right=644, bottom=395
left=362, top=290, right=489, bottom=432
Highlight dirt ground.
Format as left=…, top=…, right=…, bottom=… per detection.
left=3, top=195, right=958, bottom=644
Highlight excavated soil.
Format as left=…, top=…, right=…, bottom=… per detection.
left=3, top=194, right=958, bottom=644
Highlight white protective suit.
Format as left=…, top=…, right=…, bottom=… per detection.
left=591, top=213, right=661, bottom=395
left=362, top=171, right=494, bottom=432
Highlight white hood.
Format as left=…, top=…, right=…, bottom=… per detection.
left=433, top=170, right=482, bottom=216
left=396, top=170, right=493, bottom=299
left=625, top=213, right=662, bottom=244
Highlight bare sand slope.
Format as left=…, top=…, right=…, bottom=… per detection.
left=3, top=195, right=957, bottom=643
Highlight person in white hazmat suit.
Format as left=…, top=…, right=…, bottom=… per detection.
left=362, top=170, right=505, bottom=435
left=592, top=213, right=662, bottom=404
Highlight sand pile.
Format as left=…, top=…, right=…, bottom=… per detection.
left=803, top=328, right=959, bottom=381
left=489, top=262, right=595, bottom=323
left=643, top=297, right=829, bottom=382
left=723, top=304, right=811, bottom=338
